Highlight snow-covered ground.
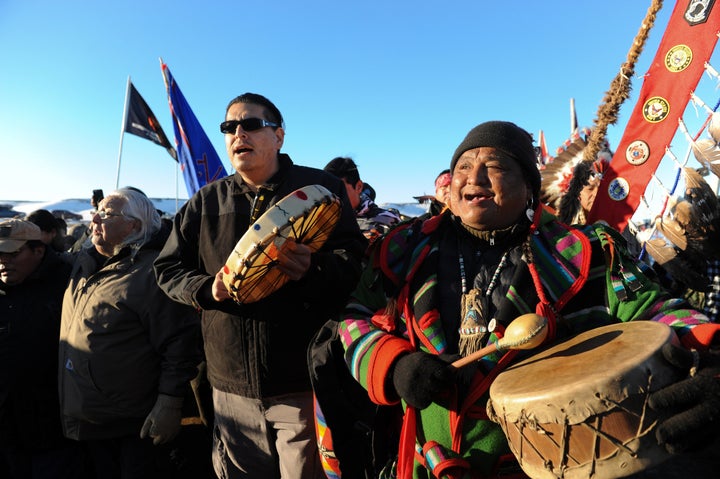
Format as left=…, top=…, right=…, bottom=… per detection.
left=0, top=198, right=429, bottom=223
left=1, top=198, right=186, bottom=222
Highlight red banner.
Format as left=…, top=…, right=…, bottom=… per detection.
left=588, top=0, right=720, bottom=230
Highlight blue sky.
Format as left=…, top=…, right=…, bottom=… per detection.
left=2, top=1, right=720, bottom=207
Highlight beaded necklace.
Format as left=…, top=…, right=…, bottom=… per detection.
left=458, top=248, right=510, bottom=357
left=458, top=249, right=509, bottom=296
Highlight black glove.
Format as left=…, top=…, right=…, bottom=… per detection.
left=391, top=352, right=456, bottom=409
left=140, top=394, right=183, bottom=445
left=648, top=343, right=720, bottom=454
left=439, top=353, right=480, bottom=398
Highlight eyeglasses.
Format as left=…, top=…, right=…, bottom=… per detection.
left=95, top=209, right=127, bottom=220
left=220, top=118, right=279, bottom=134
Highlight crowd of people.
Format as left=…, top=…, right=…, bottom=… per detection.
left=1, top=94, right=719, bottom=479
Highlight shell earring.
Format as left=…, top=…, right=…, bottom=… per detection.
left=525, top=198, right=535, bottom=222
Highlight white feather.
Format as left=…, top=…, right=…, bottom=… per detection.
left=708, top=112, right=720, bottom=143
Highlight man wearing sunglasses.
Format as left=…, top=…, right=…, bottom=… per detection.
left=154, top=93, right=366, bottom=479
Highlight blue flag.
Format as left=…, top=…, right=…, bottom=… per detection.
left=161, top=63, right=227, bottom=196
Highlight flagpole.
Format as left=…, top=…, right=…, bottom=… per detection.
left=176, top=161, right=179, bottom=213
left=115, top=76, right=132, bottom=189
left=570, top=97, right=578, bottom=135
left=158, top=57, right=179, bottom=212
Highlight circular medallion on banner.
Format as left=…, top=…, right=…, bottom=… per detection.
left=665, top=45, right=692, bottom=72
left=607, top=177, right=630, bottom=202
left=625, top=140, right=650, bottom=165
left=642, top=97, right=670, bottom=123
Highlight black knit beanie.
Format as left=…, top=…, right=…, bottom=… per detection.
left=450, top=121, right=541, bottom=197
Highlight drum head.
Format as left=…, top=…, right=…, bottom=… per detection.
left=490, top=321, right=677, bottom=424
left=223, top=185, right=341, bottom=304
left=487, top=321, right=681, bottom=479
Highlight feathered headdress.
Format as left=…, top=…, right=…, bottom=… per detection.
left=540, top=127, right=613, bottom=224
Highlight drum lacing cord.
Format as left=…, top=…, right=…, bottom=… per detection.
left=290, top=197, right=341, bottom=246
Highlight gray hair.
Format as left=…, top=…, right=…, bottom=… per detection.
left=105, top=188, right=161, bottom=254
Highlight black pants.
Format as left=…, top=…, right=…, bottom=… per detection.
left=85, top=435, right=156, bottom=479
left=0, top=440, right=86, bottom=479
left=84, top=429, right=215, bottom=479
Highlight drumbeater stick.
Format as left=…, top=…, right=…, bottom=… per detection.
left=451, top=313, right=548, bottom=369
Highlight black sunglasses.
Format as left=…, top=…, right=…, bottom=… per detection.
left=220, top=118, right=279, bottom=134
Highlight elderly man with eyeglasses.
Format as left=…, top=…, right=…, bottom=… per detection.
left=0, top=219, right=85, bottom=478
left=154, top=93, right=366, bottom=479
left=58, top=187, right=202, bottom=478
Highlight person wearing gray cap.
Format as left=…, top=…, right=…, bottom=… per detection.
left=330, top=121, right=720, bottom=478
left=0, top=219, right=85, bottom=478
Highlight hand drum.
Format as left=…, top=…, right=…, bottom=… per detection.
left=222, top=184, right=341, bottom=304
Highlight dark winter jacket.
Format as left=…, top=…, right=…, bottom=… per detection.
left=59, top=229, right=202, bottom=440
left=0, top=249, right=71, bottom=449
left=154, top=154, right=366, bottom=399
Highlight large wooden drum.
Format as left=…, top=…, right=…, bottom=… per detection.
left=486, top=321, right=682, bottom=479
left=222, top=184, right=341, bottom=304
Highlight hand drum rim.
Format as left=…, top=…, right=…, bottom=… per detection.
left=222, top=184, right=341, bottom=304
